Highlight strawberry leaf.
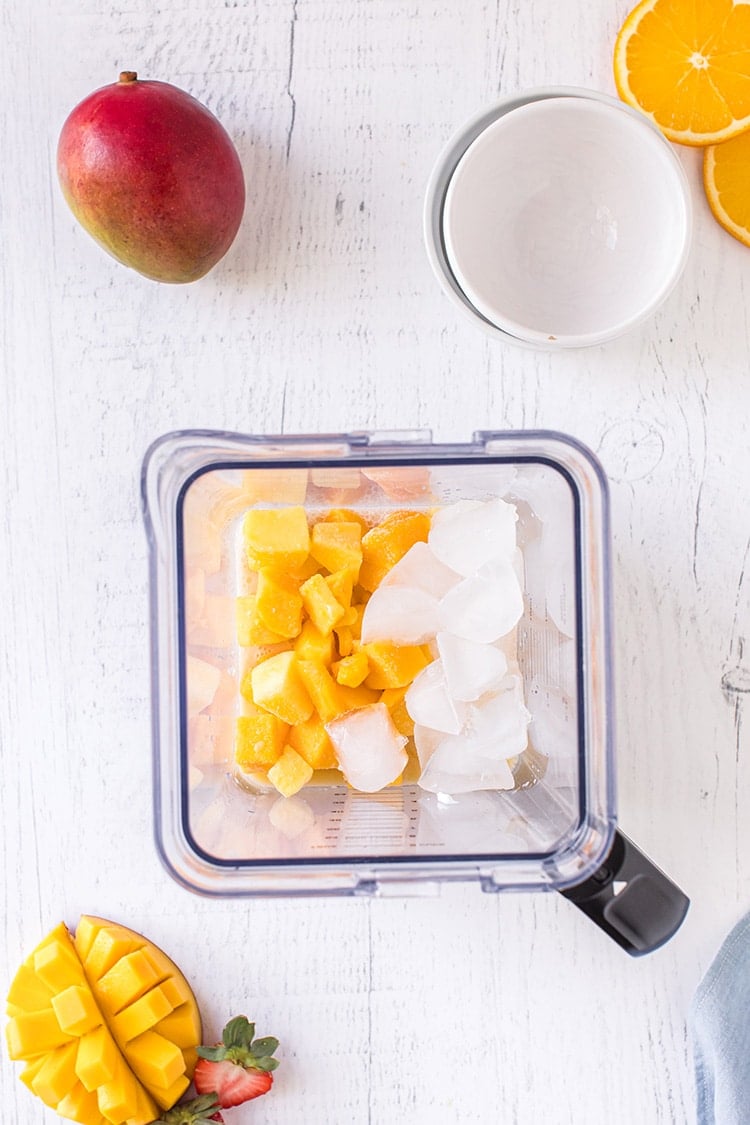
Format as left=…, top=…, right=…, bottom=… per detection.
left=251, top=1037, right=279, bottom=1056
left=196, top=1044, right=226, bottom=1061
left=255, top=1057, right=280, bottom=1071
left=223, top=1015, right=254, bottom=1049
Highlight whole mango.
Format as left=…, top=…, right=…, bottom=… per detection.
left=57, top=71, right=245, bottom=283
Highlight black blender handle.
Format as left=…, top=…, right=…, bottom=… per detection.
left=560, top=830, right=689, bottom=955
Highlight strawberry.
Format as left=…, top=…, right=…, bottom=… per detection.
left=193, top=1015, right=279, bottom=1109
left=153, top=1093, right=224, bottom=1123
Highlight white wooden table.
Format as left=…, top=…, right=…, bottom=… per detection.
left=3, top=2, right=749, bottom=1122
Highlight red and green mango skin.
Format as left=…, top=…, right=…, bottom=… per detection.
left=57, top=74, right=245, bottom=283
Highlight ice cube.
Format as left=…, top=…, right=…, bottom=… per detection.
left=418, top=734, right=516, bottom=795
left=413, top=723, right=443, bottom=769
left=360, top=585, right=440, bottom=645
left=436, top=632, right=508, bottom=701
left=380, top=541, right=461, bottom=599
left=405, top=661, right=466, bottom=735
left=439, top=559, right=524, bottom=643
left=428, top=498, right=518, bottom=577
left=466, top=675, right=531, bottom=759
left=268, top=795, right=316, bottom=839
left=325, top=703, right=407, bottom=792
left=186, top=655, right=222, bottom=715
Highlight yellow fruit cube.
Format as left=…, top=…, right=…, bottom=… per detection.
left=97, top=1054, right=141, bottom=1123
left=18, top=1055, right=47, bottom=1092
left=249, top=651, right=314, bottom=725
left=267, top=746, right=314, bottom=798
left=300, top=574, right=345, bottom=636
left=380, top=686, right=415, bottom=737
left=361, top=642, right=430, bottom=689
left=57, top=1080, right=105, bottom=1125
left=145, top=1069, right=191, bottom=1111
left=324, top=568, right=354, bottom=609
left=6, top=961, right=55, bottom=1013
left=76, top=1025, right=119, bottom=1090
left=234, top=711, right=287, bottom=771
left=296, top=659, right=346, bottom=723
left=124, top=1079, right=163, bottom=1124
left=153, top=1003, right=201, bottom=1050
left=51, top=984, right=102, bottom=1036
left=333, top=651, right=369, bottom=687
left=6, top=1009, right=75, bottom=1059
left=96, top=950, right=162, bottom=1016
left=110, top=985, right=174, bottom=1044
left=288, top=715, right=338, bottom=770
left=84, top=930, right=140, bottom=982
left=124, top=1030, right=185, bottom=1090
left=322, top=507, right=369, bottom=532
left=287, top=555, right=321, bottom=582
left=235, top=596, right=286, bottom=647
left=255, top=568, right=304, bottom=639
left=337, top=682, right=380, bottom=711
left=243, top=506, right=310, bottom=571
left=30, top=1040, right=79, bottom=1107
left=34, top=939, right=83, bottom=993
left=358, top=511, right=430, bottom=590
left=309, top=521, right=363, bottom=574
left=335, top=625, right=354, bottom=656
left=294, top=620, right=335, bottom=665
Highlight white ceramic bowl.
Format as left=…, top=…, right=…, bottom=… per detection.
left=424, top=88, right=692, bottom=349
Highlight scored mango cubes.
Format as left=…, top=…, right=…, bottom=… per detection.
left=5, top=916, right=202, bottom=1125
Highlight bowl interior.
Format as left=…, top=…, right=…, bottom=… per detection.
left=443, top=96, right=691, bottom=345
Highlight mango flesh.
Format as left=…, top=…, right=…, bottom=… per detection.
left=5, top=917, right=201, bottom=1125
left=57, top=72, right=245, bottom=284
left=235, top=506, right=433, bottom=795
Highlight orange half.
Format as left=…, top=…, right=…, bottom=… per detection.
left=614, top=0, right=750, bottom=145
left=704, top=130, right=750, bottom=246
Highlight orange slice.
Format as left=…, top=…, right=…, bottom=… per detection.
left=614, top=0, right=750, bottom=145
left=704, top=130, right=750, bottom=246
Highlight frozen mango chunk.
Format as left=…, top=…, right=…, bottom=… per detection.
left=358, top=511, right=430, bottom=590
left=294, top=619, right=336, bottom=665
left=300, top=573, right=345, bottom=636
left=249, top=650, right=314, bottom=726
left=255, top=568, right=303, bottom=639
left=236, top=595, right=287, bottom=647
left=96, top=950, right=162, bottom=1016
left=322, top=507, right=370, bottom=532
left=361, top=641, right=430, bottom=689
left=30, top=1040, right=79, bottom=1107
left=380, top=686, right=415, bottom=737
left=267, top=745, right=314, bottom=798
left=325, top=568, right=354, bottom=609
left=235, top=710, right=288, bottom=771
left=51, top=984, right=101, bottom=1036
left=243, top=506, right=310, bottom=571
left=288, top=715, right=338, bottom=770
left=335, top=625, right=354, bottom=657
left=309, top=521, right=362, bottom=574
left=333, top=651, right=369, bottom=687
left=296, top=659, right=343, bottom=723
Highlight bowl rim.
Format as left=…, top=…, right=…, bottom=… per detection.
left=423, top=86, right=693, bottom=350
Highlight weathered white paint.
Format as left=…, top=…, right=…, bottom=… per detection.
left=2, top=2, right=749, bottom=1123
